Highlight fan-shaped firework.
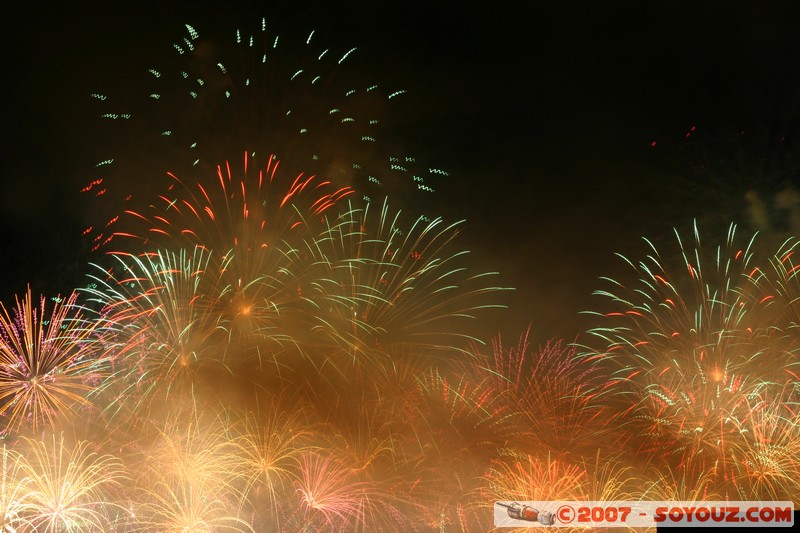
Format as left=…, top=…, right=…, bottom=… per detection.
left=27, top=6, right=800, bottom=530
left=480, top=450, right=589, bottom=532
left=82, top=247, right=244, bottom=421
left=288, top=197, right=513, bottom=364
left=289, top=450, right=398, bottom=532
left=107, top=152, right=353, bottom=256
left=730, top=394, right=800, bottom=501
left=233, top=398, right=313, bottom=529
left=89, top=153, right=359, bottom=370
left=457, top=328, right=614, bottom=457
left=0, top=286, right=107, bottom=435
left=85, top=148, right=511, bottom=388
left=11, top=432, right=127, bottom=532
left=126, top=407, right=252, bottom=533
left=579, top=220, right=800, bottom=496
left=639, top=462, right=724, bottom=502
left=743, top=234, right=800, bottom=349
left=85, top=243, right=306, bottom=422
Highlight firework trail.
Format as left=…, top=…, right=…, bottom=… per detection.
left=0, top=286, right=108, bottom=435
left=579, top=220, right=800, bottom=498
left=84, top=149, right=511, bottom=392
left=639, top=462, right=725, bottom=502
left=729, top=394, right=800, bottom=501
left=81, top=247, right=245, bottom=423
left=480, top=451, right=589, bottom=532
left=744, top=233, right=800, bottom=349
left=86, top=152, right=356, bottom=372
left=102, top=151, right=353, bottom=255
left=75, top=11, right=513, bottom=391
left=0, top=9, right=608, bottom=531
left=289, top=449, right=401, bottom=532
left=394, top=331, right=620, bottom=530
left=233, top=398, right=314, bottom=531
left=479, top=450, right=644, bottom=532
left=83, top=16, right=446, bottom=251
left=383, top=365, right=512, bottom=531
left=82, top=243, right=328, bottom=424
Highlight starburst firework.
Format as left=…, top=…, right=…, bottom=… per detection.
left=0, top=287, right=107, bottom=434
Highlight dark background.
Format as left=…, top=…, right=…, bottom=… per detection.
left=2, top=1, right=799, bottom=344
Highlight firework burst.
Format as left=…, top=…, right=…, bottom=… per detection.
left=580, top=220, right=800, bottom=494
left=480, top=450, right=589, bottom=532
left=233, top=398, right=314, bottom=529
left=0, top=286, right=107, bottom=435
left=727, top=393, right=800, bottom=501
left=1, top=444, right=31, bottom=532
left=88, top=152, right=360, bottom=371
left=286, top=197, right=513, bottom=365
left=11, top=432, right=127, bottom=532
left=743, top=234, right=800, bottom=349
left=289, top=450, right=380, bottom=532
left=458, top=328, right=615, bottom=457
left=113, top=152, right=353, bottom=254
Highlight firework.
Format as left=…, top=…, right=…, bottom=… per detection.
left=727, top=393, right=800, bottom=501
left=12, top=432, right=127, bottom=532
left=579, top=220, right=799, bottom=494
left=289, top=450, right=378, bottom=532
left=458, top=328, right=615, bottom=457
left=5, top=7, right=713, bottom=530
left=108, top=152, right=353, bottom=254
left=127, top=408, right=252, bottom=532
left=0, top=286, right=108, bottom=435
left=387, top=365, right=511, bottom=531
left=639, top=462, right=724, bottom=502
left=87, top=152, right=358, bottom=369
left=83, top=16, right=445, bottom=252
left=578, top=450, right=642, bottom=503
left=479, top=451, right=589, bottom=532
left=84, top=151, right=512, bottom=392
left=744, top=234, right=800, bottom=346
left=285, top=197, right=513, bottom=365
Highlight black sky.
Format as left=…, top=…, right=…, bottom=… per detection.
left=2, top=1, right=799, bottom=343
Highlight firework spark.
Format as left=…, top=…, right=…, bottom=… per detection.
left=460, top=328, right=615, bottom=457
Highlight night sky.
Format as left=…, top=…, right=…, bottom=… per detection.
left=3, top=1, right=799, bottom=345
